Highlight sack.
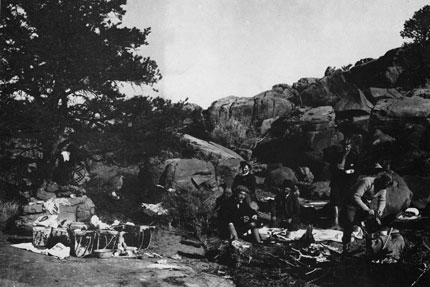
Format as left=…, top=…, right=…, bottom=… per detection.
left=76, top=197, right=96, bottom=222
left=58, top=204, right=77, bottom=222
left=368, top=232, right=404, bottom=262
left=33, top=214, right=59, bottom=228
left=36, top=188, right=56, bottom=201
left=22, top=203, right=44, bottom=215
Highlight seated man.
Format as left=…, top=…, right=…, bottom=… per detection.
left=218, top=185, right=262, bottom=243
left=270, top=179, right=301, bottom=229
left=214, top=183, right=232, bottom=212
left=340, top=172, right=394, bottom=252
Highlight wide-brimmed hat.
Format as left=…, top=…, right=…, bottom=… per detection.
left=233, top=185, right=250, bottom=194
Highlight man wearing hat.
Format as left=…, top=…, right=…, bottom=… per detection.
left=232, top=161, right=257, bottom=203
left=328, top=138, right=360, bottom=229
left=218, top=185, right=262, bottom=243
left=271, top=179, right=301, bottom=229
left=340, top=172, right=394, bottom=253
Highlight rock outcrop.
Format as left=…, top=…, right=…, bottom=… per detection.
left=295, top=70, right=359, bottom=107
left=264, top=166, right=298, bottom=191
left=379, top=173, right=412, bottom=220
left=403, top=175, right=430, bottom=209
left=180, top=134, right=243, bottom=161
left=205, top=90, right=294, bottom=131
left=349, top=45, right=430, bottom=89
left=159, top=159, right=217, bottom=192
left=145, top=43, right=430, bottom=217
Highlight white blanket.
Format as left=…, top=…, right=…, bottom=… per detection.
left=259, top=227, right=343, bottom=243
left=12, top=242, right=70, bottom=259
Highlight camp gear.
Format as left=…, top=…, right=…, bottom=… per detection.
left=71, top=225, right=155, bottom=258
left=32, top=226, right=52, bottom=248
left=93, top=249, right=113, bottom=258
left=72, top=230, right=96, bottom=257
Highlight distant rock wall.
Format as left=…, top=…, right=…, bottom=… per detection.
left=157, top=43, right=430, bottom=211
left=205, top=90, right=294, bottom=132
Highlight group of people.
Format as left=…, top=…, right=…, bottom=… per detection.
left=216, top=138, right=395, bottom=253
left=216, top=161, right=301, bottom=244
left=328, top=138, right=394, bottom=251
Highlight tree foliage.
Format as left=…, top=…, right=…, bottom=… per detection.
left=400, top=5, right=430, bottom=45
left=84, top=96, right=196, bottom=165
left=0, top=0, right=184, bottom=193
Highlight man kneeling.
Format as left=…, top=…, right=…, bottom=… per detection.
left=340, top=172, right=394, bottom=253
left=218, top=185, right=261, bottom=244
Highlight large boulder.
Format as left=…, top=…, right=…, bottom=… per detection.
left=216, top=158, right=243, bottom=189
left=364, top=87, right=403, bottom=104
left=254, top=107, right=339, bottom=180
left=372, top=96, right=430, bottom=120
left=403, top=175, right=430, bottom=209
left=271, top=106, right=337, bottom=151
left=264, top=166, right=298, bottom=191
left=259, top=117, right=278, bottom=136
left=370, top=173, right=412, bottom=221
left=334, top=89, right=373, bottom=115
left=272, top=83, right=298, bottom=99
left=205, top=90, right=294, bottom=129
left=296, top=70, right=358, bottom=107
left=370, top=97, right=430, bottom=157
left=180, top=134, right=243, bottom=161
left=349, top=49, right=404, bottom=88
left=205, top=91, right=294, bottom=150
left=159, top=159, right=217, bottom=192
left=349, top=45, right=430, bottom=90
left=300, top=106, right=336, bottom=131
left=292, top=77, right=319, bottom=93
left=179, top=134, right=244, bottom=189
left=368, top=97, right=430, bottom=169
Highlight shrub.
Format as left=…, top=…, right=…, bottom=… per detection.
left=210, top=118, right=257, bottom=149
left=163, top=186, right=218, bottom=241
left=0, top=200, right=21, bottom=231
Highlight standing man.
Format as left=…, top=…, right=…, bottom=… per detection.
left=218, top=185, right=262, bottom=244
left=329, top=138, right=359, bottom=229
left=340, top=172, right=393, bottom=252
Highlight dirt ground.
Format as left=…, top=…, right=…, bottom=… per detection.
left=0, top=228, right=235, bottom=287
left=1, top=220, right=430, bottom=287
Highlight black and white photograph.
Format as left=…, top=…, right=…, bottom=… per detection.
left=1, top=0, right=430, bottom=286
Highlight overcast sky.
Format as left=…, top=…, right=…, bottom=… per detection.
left=122, top=0, right=428, bottom=108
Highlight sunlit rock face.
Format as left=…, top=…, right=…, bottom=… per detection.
left=205, top=91, right=294, bottom=131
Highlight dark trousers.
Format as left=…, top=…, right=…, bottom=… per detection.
left=340, top=204, right=366, bottom=245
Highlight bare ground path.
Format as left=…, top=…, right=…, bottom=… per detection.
left=0, top=230, right=235, bottom=287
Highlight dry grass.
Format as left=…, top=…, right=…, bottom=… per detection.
left=0, top=200, right=21, bottom=230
